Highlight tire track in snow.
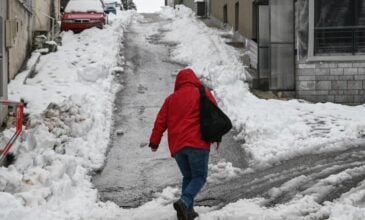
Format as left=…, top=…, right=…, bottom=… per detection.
left=196, top=143, right=365, bottom=209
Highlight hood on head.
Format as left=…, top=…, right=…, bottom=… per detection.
left=174, top=68, right=202, bottom=91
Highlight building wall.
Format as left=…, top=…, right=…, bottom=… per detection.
left=226, top=0, right=236, bottom=29
left=53, top=0, right=62, bottom=21
left=167, top=0, right=181, bottom=7
left=297, top=62, right=365, bottom=105
left=182, top=0, right=195, bottom=11
left=0, top=0, right=7, bottom=124
left=34, top=0, right=61, bottom=38
left=210, top=0, right=226, bottom=21
left=239, top=0, right=255, bottom=39
left=8, top=0, right=33, bottom=80
left=211, top=0, right=255, bottom=39
left=34, top=0, right=52, bottom=32
left=295, top=0, right=365, bottom=105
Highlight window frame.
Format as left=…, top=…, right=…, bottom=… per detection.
left=307, top=0, right=365, bottom=61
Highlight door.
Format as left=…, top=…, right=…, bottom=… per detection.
left=257, top=4, right=270, bottom=89
left=269, top=0, right=295, bottom=90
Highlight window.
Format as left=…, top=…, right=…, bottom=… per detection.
left=314, top=0, right=365, bottom=55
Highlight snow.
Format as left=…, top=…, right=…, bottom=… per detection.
left=134, top=0, right=164, bottom=13
left=1, top=11, right=136, bottom=219
left=207, top=162, right=243, bottom=184
left=1, top=4, right=365, bottom=220
left=160, top=5, right=365, bottom=168
left=65, top=0, right=104, bottom=13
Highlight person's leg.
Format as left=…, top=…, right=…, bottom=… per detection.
left=174, top=149, right=192, bottom=193
left=180, top=148, right=209, bottom=213
left=174, top=148, right=193, bottom=219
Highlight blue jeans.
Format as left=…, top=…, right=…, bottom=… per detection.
left=174, top=147, right=209, bottom=213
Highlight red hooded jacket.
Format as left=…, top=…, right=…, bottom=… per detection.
left=149, top=68, right=218, bottom=156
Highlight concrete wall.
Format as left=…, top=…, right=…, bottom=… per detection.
left=297, top=62, right=365, bottom=105
left=8, top=0, right=33, bottom=80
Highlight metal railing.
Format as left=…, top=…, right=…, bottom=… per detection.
left=314, top=26, right=365, bottom=55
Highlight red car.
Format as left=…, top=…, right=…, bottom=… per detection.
left=61, top=0, right=107, bottom=32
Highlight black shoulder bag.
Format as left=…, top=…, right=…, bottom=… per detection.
left=199, top=86, right=232, bottom=142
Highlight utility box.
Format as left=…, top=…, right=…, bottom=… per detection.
left=196, top=1, right=206, bottom=17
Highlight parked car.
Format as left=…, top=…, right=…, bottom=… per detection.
left=61, top=0, right=107, bottom=32
left=104, top=3, right=117, bottom=14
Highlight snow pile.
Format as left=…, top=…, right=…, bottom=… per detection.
left=207, top=161, right=242, bottom=184
left=1, top=11, right=136, bottom=219
left=161, top=5, right=365, bottom=167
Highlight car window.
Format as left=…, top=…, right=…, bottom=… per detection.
left=65, top=0, right=104, bottom=13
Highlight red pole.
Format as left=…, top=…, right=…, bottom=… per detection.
left=0, top=100, right=24, bottom=164
left=16, top=103, right=24, bottom=133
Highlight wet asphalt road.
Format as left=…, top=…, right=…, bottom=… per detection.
left=93, top=13, right=365, bottom=216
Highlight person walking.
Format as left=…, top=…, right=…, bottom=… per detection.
left=148, top=68, right=218, bottom=220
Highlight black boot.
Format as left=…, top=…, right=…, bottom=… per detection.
left=173, top=200, right=189, bottom=220
left=188, top=210, right=199, bottom=220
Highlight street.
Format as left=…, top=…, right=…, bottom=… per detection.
left=93, top=12, right=365, bottom=219
left=2, top=6, right=365, bottom=220
left=92, top=13, right=248, bottom=208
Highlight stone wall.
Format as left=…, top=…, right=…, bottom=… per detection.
left=297, top=62, right=365, bottom=105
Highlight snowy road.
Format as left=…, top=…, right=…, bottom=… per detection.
left=3, top=7, right=365, bottom=220
left=197, top=142, right=365, bottom=209
left=93, top=13, right=365, bottom=216
left=92, top=14, right=247, bottom=208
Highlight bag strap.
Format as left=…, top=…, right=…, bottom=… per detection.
left=199, top=86, right=206, bottom=97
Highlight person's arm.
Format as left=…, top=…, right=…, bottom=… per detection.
left=149, top=98, right=169, bottom=151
